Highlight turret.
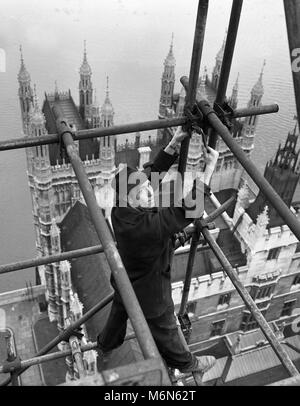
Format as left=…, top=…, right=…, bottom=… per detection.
left=228, top=73, right=239, bottom=110
left=247, top=126, right=300, bottom=228
left=28, top=85, right=50, bottom=171
left=159, top=34, right=176, bottom=118
left=244, top=61, right=265, bottom=135
left=100, top=76, right=114, bottom=128
left=89, top=89, right=101, bottom=128
left=18, top=46, right=33, bottom=133
left=79, top=40, right=93, bottom=120
left=212, top=32, right=226, bottom=91
left=50, top=218, right=61, bottom=255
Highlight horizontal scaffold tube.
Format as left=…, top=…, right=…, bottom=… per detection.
left=0, top=245, right=104, bottom=275
left=0, top=223, right=218, bottom=275
left=0, top=105, right=278, bottom=152
left=0, top=334, right=136, bottom=373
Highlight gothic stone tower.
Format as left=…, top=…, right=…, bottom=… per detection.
left=18, top=46, right=33, bottom=133
left=95, top=77, right=116, bottom=217
left=18, top=46, right=116, bottom=322
left=79, top=41, right=93, bottom=122
left=247, top=127, right=300, bottom=228
left=159, top=34, right=176, bottom=118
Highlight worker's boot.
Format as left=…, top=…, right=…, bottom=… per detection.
left=96, top=348, right=113, bottom=371
left=179, top=355, right=216, bottom=375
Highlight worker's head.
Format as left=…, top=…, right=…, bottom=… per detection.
left=112, top=165, right=155, bottom=208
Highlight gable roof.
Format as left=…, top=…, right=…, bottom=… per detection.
left=60, top=201, right=113, bottom=342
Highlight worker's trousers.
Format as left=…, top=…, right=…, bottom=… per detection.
left=97, top=298, right=196, bottom=371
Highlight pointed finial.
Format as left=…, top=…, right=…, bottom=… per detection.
left=33, top=83, right=38, bottom=108
left=83, top=40, right=88, bottom=63
left=260, top=59, right=266, bottom=79
left=55, top=80, right=58, bottom=94
left=256, top=205, right=269, bottom=229
left=19, top=45, right=24, bottom=64
left=170, top=32, right=174, bottom=51
left=233, top=73, right=239, bottom=91
left=106, top=75, right=109, bottom=96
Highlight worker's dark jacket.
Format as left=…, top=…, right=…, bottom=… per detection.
left=111, top=149, right=210, bottom=319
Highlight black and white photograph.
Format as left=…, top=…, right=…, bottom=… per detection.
left=0, top=0, right=300, bottom=389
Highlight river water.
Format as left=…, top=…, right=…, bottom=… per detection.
left=0, top=0, right=298, bottom=292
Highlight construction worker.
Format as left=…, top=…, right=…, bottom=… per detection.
left=97, top=126, right=219, bottom=376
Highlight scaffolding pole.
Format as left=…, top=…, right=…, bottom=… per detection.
left=178, top=0, right=209, bottom=179
left=209, top=0, right=244, bottom=148
left=0, top=245, right=104, bottom=275
left=0, top=105, right=278, bottom=152
left=178, top=196, right=236, bottom=316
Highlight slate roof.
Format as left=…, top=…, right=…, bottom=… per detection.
left=197, top=330, right=300, bottom=385
left=42, top=93, right=99, bottom=165
left=32, top=314, right=67, bottom=386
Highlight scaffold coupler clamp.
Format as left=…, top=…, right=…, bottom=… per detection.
left=2, top=356, right=22, bottom=374
left=183, top=103, right=204, bottom=134
left=213, top=101, right=234, bottom=131
left=63, top=326, right=84, bottom=342
left=174, top=230, right=188, bottom=247
left=196, top=218, right=216, bottom=235
left=56, top=117, right=76, bottom=159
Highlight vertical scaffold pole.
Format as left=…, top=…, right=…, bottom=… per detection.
left=209, top=0, right=243, bottom=149
left=177, top=0, right=209, bottom=179
left=176, top=0, right=209, bottom=322
left=179, top=0, right=243, bottom=318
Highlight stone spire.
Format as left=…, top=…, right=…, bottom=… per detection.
left=79, top=40, right=93, bottom=120
left=244, top=61, right=265, bottom=135
left=216, top=31, right=227, bottom=62
left=256, top=206, right=269, bottom=233
left=70, top=292, right=84, bottom=322
left=89, top=88, right=101, bottom=128
left=252, top=60, right=265, bottom=98
left=18, top=45, right=33, bottom=133
left=229, top=73, right=239, bottom=110
left=212, top=31, right=227, bottom=91
left=165, top=32, right=176, bottom=67
left=101, top=76, right=114, bottom=127
left=18, top=45, right=31, bottom=83
left=79, top=40, right=92, bottom=76
left=29, top=84, right=46, bottom=130
left=50, top=218, right=61, bottom=254
left=159, top=34, right=176, bottom=118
